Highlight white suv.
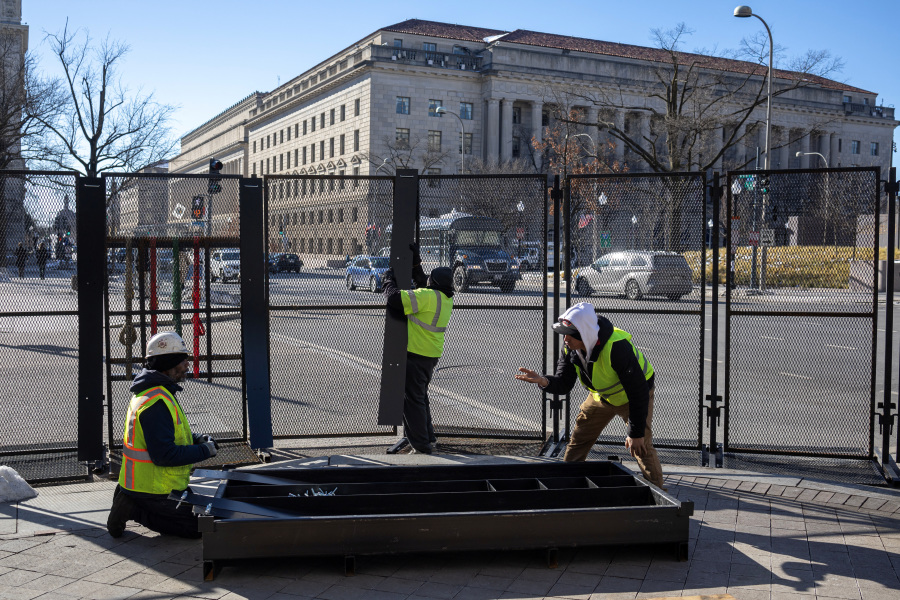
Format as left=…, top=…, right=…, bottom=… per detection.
left=210, top=250, right=241, bottom=283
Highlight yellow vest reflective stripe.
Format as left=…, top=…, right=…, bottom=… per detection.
left=118, top=386, right=194, bottom=494
left=400, top=288, right=453, bottom=357
left=570, top=328, right=654, bottom=406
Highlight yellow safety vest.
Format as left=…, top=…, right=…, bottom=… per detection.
left=118, top=386, right=194, bottom=494
left=400, top=287, right=453, bottom=358
left=569, top=328, right=654, bottom=406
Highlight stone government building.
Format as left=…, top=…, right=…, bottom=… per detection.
left=167, top=18, right=897, bottom=257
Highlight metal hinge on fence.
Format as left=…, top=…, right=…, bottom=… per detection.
left=877, top=402, right=897, bottom=435
left=704, top=394, right=722, bottom=427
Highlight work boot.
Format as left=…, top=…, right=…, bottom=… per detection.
left=107, top=487, right=135, bottom=538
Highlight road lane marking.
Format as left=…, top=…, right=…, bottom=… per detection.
left=825, top=344, right=857, bottom=350
left=760, top=335, right=784, bottom=341
left=271, top=332, right=540, bottom=430
left=780, top=372, right=813, bottom=380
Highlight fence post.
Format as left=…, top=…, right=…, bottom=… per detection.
left=240, top=176, right=273, bottom=449
left=706, top=173, right=724, bottom=467
left=883, top=167, right=898, bottom=482
left=77, top=176, right=105, bottom=462
left=378, top=169, right=417, bottom=426
left=549, top=176, right=563, bottom=448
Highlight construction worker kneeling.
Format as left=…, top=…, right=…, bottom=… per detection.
left=107, top=332, right=218, bottom=538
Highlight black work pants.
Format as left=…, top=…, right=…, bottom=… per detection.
left=403, top=352, right=440, bottom=452
left=114, top=484, right=201, bottom=539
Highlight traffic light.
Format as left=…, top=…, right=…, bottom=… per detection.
left=278, top=219, right=284, bottom=235
left=208, top=158, right=223, bottom=194
left=759, top=174, right=770, bottom=195
left=770, top=203, right=779, bottom=224
left=191, top=195, right=206, bottom=220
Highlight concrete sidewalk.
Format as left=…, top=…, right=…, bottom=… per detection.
left=2, top=456, right=900, bottom=600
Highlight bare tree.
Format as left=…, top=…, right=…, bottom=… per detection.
left=359, top=133, right=452, bottom=175
left=34, top=23, right=177, bottom=178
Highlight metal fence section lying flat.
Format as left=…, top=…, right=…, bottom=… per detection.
left=564, top=173, right=707, bottom=453
left=0, top=170, right=88, bottom=482
left=724, top=168, right=881, bottom=460
left=264, top=174, right=398, bottom=439
left=418, top=174, right=548, bottom=439
left=103, top=172, right=248, bottom=460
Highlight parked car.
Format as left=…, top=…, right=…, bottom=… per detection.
left=516, top=246, right=541, bottom=271
left=574, top=251, right=693, bottom=301
left=274, top=253, right=303, bottom=273
left=345, top=255, right=391, bottom=292
left=267, top=253, right=278, bottom=273
left=210, top=249, right=241, bottom=283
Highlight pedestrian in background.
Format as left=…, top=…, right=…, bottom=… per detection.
left=36, top=243, right=48, bottom=280
left=516, top=302, right=664, bottom=489
left=14, top=242, right=27, bottom=278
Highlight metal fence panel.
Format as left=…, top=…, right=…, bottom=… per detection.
left=725, top=168, right=879, bottom=458
left=266, top=175, right=397, bottom=438
left=104, top=173, right=245, bottom=452
left=565, top=173, right=707, bottom=451
left=418, top=175, right=548, bottom=439
left=0, top=171, right=81, bottom=464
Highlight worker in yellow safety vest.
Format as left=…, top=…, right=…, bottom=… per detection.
left=516, top=302, right=664, bottom=489
left=382, top=243, right=454, bottom=454
left=107, top=331, right=218, bottom=538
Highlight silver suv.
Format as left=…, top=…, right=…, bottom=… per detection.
left=574, top=251, right=693, bottom=301
left=210, top=249, right=241, bottom=283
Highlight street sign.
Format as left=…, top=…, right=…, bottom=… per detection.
left=760, top=228, right=775, bottom=247
left=516, top=227, right=524, bottom=240
left=748, top=231, right=760, bottom=247
left=599, top=231, right=611, bottom=248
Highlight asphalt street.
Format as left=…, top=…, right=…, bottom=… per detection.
left=1, top=263, right=898, bottom=462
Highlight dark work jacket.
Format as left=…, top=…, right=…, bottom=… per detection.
left=382, top=264, right=454, bottom=315
left=128, top=369, right=209, bottom=468
left=543, top=315, right=654, bottom=438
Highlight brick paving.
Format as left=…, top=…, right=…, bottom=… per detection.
left=1, top=460, right=900, bottom=600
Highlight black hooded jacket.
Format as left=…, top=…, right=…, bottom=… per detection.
left=543, top=315, right=654, bottom=438
left=128, top=369, right=210, bottom=469
left=382, top=264, right=454, bottom=316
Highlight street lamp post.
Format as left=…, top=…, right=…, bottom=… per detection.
left=631, top=213, right=638, bottom=250
left=516, top=200, right=525, bottom=259
left=436, top=107, right=465, bottom=174
left=597, top=192, right=608, bottom=261
left=735, top=5, right=774, bottom=292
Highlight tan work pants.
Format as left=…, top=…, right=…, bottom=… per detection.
left=563, top=388, right=665, bottom=489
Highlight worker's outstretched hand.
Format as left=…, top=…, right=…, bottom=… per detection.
left=202, top=439, right=218, bottom=458
left=515, top=367, right=545, bottom=386
left=625, top=436, right=646, bottom=458
left=409, top=242, right=422, bottom=266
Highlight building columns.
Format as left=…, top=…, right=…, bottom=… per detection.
left=828, top=132, right=838, bottom=167
left=799, top=132, right=811, bottom=168
left=531, top=101, right=543, bottom=170
left=486, top=98, right=500, bottom=160
left=500, top=98, right=514, bottom=161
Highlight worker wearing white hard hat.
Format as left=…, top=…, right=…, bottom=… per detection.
left=107, top=331, right=218, bottom=538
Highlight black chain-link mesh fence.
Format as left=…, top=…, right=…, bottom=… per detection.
left=417, top=175, right=548, bottom=439
left=265, top=175, right=397, bottom=438
left=104, top=173, right=246, bottom=456
left=0, top=171, right=81, bottom=462
left=565, top=173, right=707, bottom=450
left=724, top=168, right=880, bottom=458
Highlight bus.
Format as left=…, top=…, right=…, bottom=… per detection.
left=384, top=210, right=519, bottom=292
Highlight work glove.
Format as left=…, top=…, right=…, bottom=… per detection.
left=409, top=242, right=422, bottom=266
left=383, top=267, right=395, bottom=284
left=202, top=439, right=217, bottom=458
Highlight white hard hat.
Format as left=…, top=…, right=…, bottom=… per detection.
left=145, top=332, right=190, bottom=359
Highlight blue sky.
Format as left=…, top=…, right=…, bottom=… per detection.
left=23, top=0, right=899, bottom=165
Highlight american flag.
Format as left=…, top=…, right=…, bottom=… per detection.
left=577, top=213, right=593, bottom=229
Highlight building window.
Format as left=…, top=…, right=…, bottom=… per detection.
left=338, top=207, right=344, bottom=222
left=843, top=95, right=852, bottom=103
left=295, top=123, right=299, bottom=138
left=265, top=158, right=270, bottom=173
left=302, top=147, right=307, bottom=165
left=280, top=154, right=284, bottom=171
left=252, top=162, right=256, bottom=175
left=428, top=99, right=442, bottom=117
left=252, top=140, right=256, bottom=153
left=330, top=109, right=335, bottom=125
left=339, top=170, right=345, bottom=190
left=303, top=120, right=308, bottom=135
left=311, top=118, right=316, bottom=133
left=354, top=129, right=360, bottom=152
left=328, top=209, right=334, bottom=223
left=838, top=139, right=842, bottom=153
left=311, top=144, right=315, bottom=162
left=266, top=135, right=270, bottom=149
left=427, top=130, right=441, bottom=152
left=396, top=128, right=410, bottom=149
left=459, top=102, right=473, bottom=120
left=340, top=105, right=346, bottom=121
left=320, top=113, right=325, bottom=129
left=396, top=96, right=410, bottom=115
left=280, top=130, right=284, bottom=143
left=426, top=168, right=441, bottom=187
left=318, top=210, right=323, bottom=224
left=287, top=152, right=291, bottom=169
left=423, top=42, right=436, bottom=52
left=542, top=111, right=549, bottom=127
left=320, top=140, right=325, bottom=159
left=460, top=132, right=473, bottom=155
left=340, top=134, right=345, bottom=155
left=512, top=136, right=521, bottom=158
left=512, top=106, right=521, bottom=124
left=330, top=137, right=335, bottom=158
left=393, top=39, right=402, bottom=47
left=352, top=206, right=358, bottom=222
left=287, top=127, right=291, bottom=142
left=329, top=178, right=335, bottom=192
left=294, top=149, right=298, bottom=167
left=354, top=98, right=360, bottom=116
left=851, top=140, right=860, bottom=154
left=871, top=142, right=879, bottom=156
left=353, top=166, right=359, bottom=187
